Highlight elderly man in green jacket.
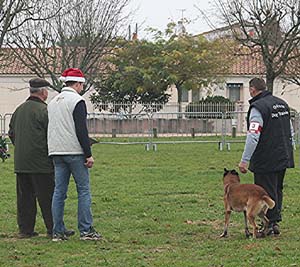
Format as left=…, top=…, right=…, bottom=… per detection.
left=8, top=78, right=74, bottom=239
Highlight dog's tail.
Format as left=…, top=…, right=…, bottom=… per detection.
left=263, top=195, right=275, bottom=209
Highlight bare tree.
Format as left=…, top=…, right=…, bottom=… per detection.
left=279, top=47, right=300, bottom=88
left=0, top=0, right=52, bottom=70
left=211, top=0, right=300, bottom=92
left=7, top=0, right=130, bottom=93
left=0, top=0, right=51, bottom=48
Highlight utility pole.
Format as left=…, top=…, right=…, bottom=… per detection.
left=177, top=8, right=186, bottom=20
left=128, top=23, right=138, bottom=40
left=128, top=25, right=131, bottom=40
left=177, top=9, right=186, bottom=35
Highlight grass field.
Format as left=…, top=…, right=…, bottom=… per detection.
left=1, top=140, right=300, bottom=267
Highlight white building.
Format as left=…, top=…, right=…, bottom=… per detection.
left=1, top=47, right=300, bottom=118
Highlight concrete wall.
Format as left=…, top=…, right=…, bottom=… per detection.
left=87, top=117, right=241, bottom=136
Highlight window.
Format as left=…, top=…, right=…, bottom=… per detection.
left=227, top=83, right=242, bottom=102
left=181, top=88, right=189, bottom=102
left=192, top=89, right=199, bottom=102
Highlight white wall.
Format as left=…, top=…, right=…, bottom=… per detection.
left=208, top=75, right=300, bottom=112
left=0, top=75, right=96, bottom=115
left=272, top=79, right=300, bottom=112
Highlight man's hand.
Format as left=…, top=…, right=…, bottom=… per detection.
left=238, top=161, right=248, bottom=174
left=85, top=156, right=94, bottom=168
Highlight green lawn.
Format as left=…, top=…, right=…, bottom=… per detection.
left=1, top=141, right=300, bottom=267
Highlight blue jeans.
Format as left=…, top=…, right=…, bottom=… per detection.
left=52, top=155, right=93, bottom=234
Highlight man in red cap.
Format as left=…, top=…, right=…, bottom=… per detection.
left=48, top=68, right=101, bottom=241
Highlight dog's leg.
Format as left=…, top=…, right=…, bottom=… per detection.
left=220, top=210, right=231, bottom=238
left=247, top=212, right=259, bottom=238
left=243, top=210, right=251, bottom=238
left=258, top=210, right=269, bottom=237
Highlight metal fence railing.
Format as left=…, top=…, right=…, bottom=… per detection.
left=86, top=111, right=249, bottom=136
left=1, top=113, right=12, bottom=137
left=1, top=107, right=299, bottom=150
left=0, top=114, right=2, bottom=135
left=93, top=101, right=238, bottom=116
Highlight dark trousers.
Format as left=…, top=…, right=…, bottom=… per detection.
left=254, top=170, right=285, bottom=224
left=16, top=173, right=55, bottom=234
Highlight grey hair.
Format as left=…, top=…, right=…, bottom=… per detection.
left=29, top=87, right=48, bottom=93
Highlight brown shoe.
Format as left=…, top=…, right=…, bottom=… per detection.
left=18, top=231, right=39, bottom=239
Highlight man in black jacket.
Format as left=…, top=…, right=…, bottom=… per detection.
left=9, top=78, right=74, bottom=239
left=9, top=78, right=54, bottom=238
left=238, top=77, right=294, bottom=235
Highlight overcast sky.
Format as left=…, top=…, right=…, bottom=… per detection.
left=127, top=0, right=215, bottom=39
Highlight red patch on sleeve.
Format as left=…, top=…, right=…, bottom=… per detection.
left=248, top=122, right=262, bottom=134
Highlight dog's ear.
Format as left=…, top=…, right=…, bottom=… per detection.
left=231, top=169, right=239, bottom=176
left=223, top=168, right=229, bottom=176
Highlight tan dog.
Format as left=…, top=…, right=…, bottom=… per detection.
left=220, top=168, right=275, bottom=238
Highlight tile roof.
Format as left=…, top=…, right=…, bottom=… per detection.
left=230, top=50, right=265, bottom=75
left=0, top=47, right=266, bottom=76
left=0, top=49, right=35, bottom=74
left=0, top=48, right=63, bottom=75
